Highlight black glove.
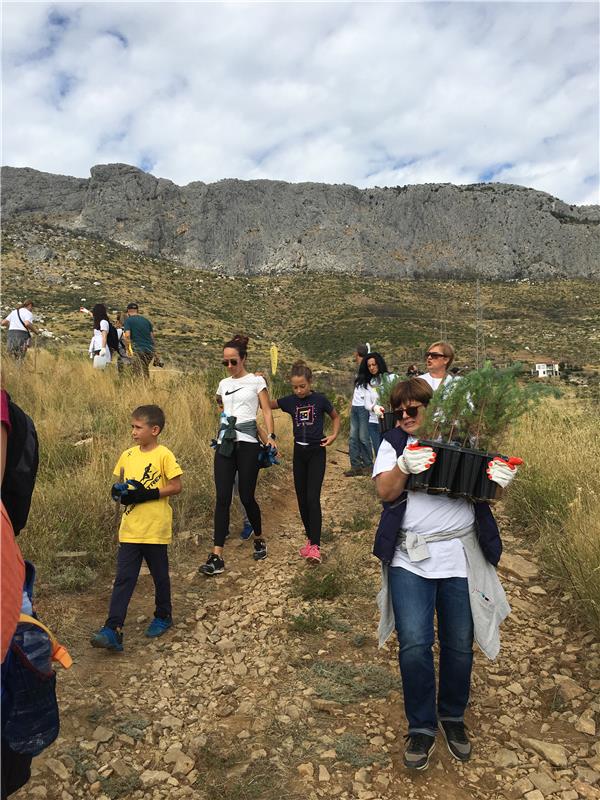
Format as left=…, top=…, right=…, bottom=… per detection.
left=120, top=479, right=160, bottom=506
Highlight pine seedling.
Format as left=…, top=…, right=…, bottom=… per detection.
left=419, top=362, right=559, bottom=451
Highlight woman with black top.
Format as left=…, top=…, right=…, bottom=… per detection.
left=271, top=361, right=340, bottom=564
left=200, top=335, right=277, bottom=576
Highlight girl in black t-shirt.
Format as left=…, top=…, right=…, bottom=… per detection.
left=271, top=361, right=340, bottom=564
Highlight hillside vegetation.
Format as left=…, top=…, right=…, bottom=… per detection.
left=2, top=221, right=600, bottom=377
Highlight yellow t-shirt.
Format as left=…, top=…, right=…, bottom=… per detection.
left=113, top=444, right=183, bottom=544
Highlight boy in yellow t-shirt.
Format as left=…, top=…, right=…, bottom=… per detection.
left=91, top=405, right=183, bottom=652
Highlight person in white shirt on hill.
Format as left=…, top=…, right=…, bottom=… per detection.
left=1, top=301, right=38, bottom=360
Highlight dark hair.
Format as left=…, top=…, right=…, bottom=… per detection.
left=427, top=341, right=455, bottom=368
left=132, top=404, right=165, bottom=431
left=20, top=300, right=34, bottom=309
left=390, top=378, right=433, bottom=411
left=92, top=303, right=109, bottom=330
left=126, top=302, right=139, bottom=310
left=356, top=351, right=389, bottom=388
left=290, top=360, right=312, bottom=382
left=224, top=334, right=249, bottom=359
left=355, top=343, right=368, bottom=358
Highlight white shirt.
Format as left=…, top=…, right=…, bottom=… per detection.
left=217, top=374, right=267, bottom=443
left=372, top=437, right=473, bottom=578
left=89, top=320, right=112, bottom=362
left=419, top=372, right=454, bottom=391
left=5, top=308, right=32, bottom=331
left=351, top=384, right=366, bottom=406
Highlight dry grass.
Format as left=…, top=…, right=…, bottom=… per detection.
left=2, top=350, right=290, bottom=589
left=504, top=397, right=600, bottom=632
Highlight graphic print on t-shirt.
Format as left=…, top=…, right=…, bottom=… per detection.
left=124, top=462, right=161, bottom=516
left=296, top=404, right=315, bottom=427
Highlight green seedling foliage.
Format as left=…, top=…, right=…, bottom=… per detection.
left=420, top=362, right=560, bottom=451
left=373, top=373, right=402, bottom=411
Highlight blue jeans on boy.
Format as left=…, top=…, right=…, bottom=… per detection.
left=368, top=421, right=381, bottom=456
left=106, top=543, right=171, bottom=628
left=349, top=405, right=372, bottom=468
left=389, top=567, right=474, bottom=736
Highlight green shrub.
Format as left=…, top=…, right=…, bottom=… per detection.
left=292, top=570, right=342, bottom=601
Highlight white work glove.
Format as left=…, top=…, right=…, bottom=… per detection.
left=99, top=347, right=107, bottom=357
left=397, top=444, right=436, bottom=475
left=374, top=405, right=385, bottom=419
left=487, top=457, right=523, bottom=488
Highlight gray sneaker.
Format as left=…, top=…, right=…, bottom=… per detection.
left=440, top=720, right=471, bottom=761
left=403, top=733, right=436, bottom=770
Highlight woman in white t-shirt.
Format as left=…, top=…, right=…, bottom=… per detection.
left=420, top=341, right=455, bottom=391
left=88, top=304, right=112, bottom=364
left=372, top=377, right=518, bottom=772
left=200, top=335, right=277, bottom=577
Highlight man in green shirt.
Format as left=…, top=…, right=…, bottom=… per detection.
left=123, top=303, right=155, bottom=378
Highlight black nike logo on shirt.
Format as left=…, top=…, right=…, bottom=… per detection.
left=225, top=388, right=242, bottom=395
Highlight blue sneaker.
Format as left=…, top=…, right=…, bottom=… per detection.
left=240, top=521, right=254, bottom=540
left=145, top=617, right=173, bottom=638
left=91, top=626, right=123, bottom=652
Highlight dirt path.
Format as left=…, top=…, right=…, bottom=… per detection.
left=19, top=452, right=600, bottom=800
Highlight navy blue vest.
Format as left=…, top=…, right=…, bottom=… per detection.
left=372, top=427, right=502, bottom=566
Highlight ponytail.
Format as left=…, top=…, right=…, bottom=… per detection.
left=224, top=334, right=249, bottom=359
left=290, top=360, right=312, bottom=382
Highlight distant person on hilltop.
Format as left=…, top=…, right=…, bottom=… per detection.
left=420, top=341, right=456, bottom=390
left=123, top=303, right=156, bottom=379
left=86, top=303, right=115, bottom=367
left=1, top=300, right=39, bottom=360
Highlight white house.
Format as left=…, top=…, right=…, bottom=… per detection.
left=532, top=362, right=560, bottom=378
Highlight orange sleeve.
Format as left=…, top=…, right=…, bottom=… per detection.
left=1, top=501, right=25, bottom=661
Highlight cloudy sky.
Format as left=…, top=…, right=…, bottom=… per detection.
left=2, top=1, right=598, bottom=205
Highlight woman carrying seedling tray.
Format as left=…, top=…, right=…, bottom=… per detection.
left=371, top=377, right=520, bottom=772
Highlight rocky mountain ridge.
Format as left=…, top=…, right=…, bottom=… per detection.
left=2, top=163, right=598, bottom=279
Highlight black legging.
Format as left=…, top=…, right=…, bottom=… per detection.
left=293, top=443, right=326, bottom=546
left=214, top=442, right=261, bottom=546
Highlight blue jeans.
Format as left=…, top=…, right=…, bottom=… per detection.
left=368, top=421, right=381, bottom=455
left=389, top=567, right=474, bottom=736
left=348, top=406, right=372, bottom=468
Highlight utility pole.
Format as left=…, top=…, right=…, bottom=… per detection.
left=439, top=302, right=447, bottom=342
left=475, top=280, right=486, bottom=369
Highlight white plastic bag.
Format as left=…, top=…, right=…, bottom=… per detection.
left=93, top=353, right=108, bottom=370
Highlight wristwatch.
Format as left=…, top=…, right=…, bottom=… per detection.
left=267, top=433, right=277, bottom=440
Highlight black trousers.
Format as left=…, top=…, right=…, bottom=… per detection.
left=214, top=442, right=261, bottom=546
left=293, top=443, right=326, bottom=546
left=106, top=543, right=171, bottom=628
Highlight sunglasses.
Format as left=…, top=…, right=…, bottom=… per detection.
left=425, top=351, right=445, bottom=359
left=222, top=358, right=238, bottom=366
left=394, top=404, right=423, bottom=419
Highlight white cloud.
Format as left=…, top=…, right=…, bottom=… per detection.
left=1, top=1, right=598, bottom=204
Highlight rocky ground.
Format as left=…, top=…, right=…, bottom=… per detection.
left=19, top=453, right=599, bottom=800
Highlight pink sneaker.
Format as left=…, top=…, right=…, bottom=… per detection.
left=306, top=545, right=322, bottom=564
left=299, top=542, right=311, bottom=558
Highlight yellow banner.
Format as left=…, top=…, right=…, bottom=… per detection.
left=270, top=344, right=278, bottom=376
